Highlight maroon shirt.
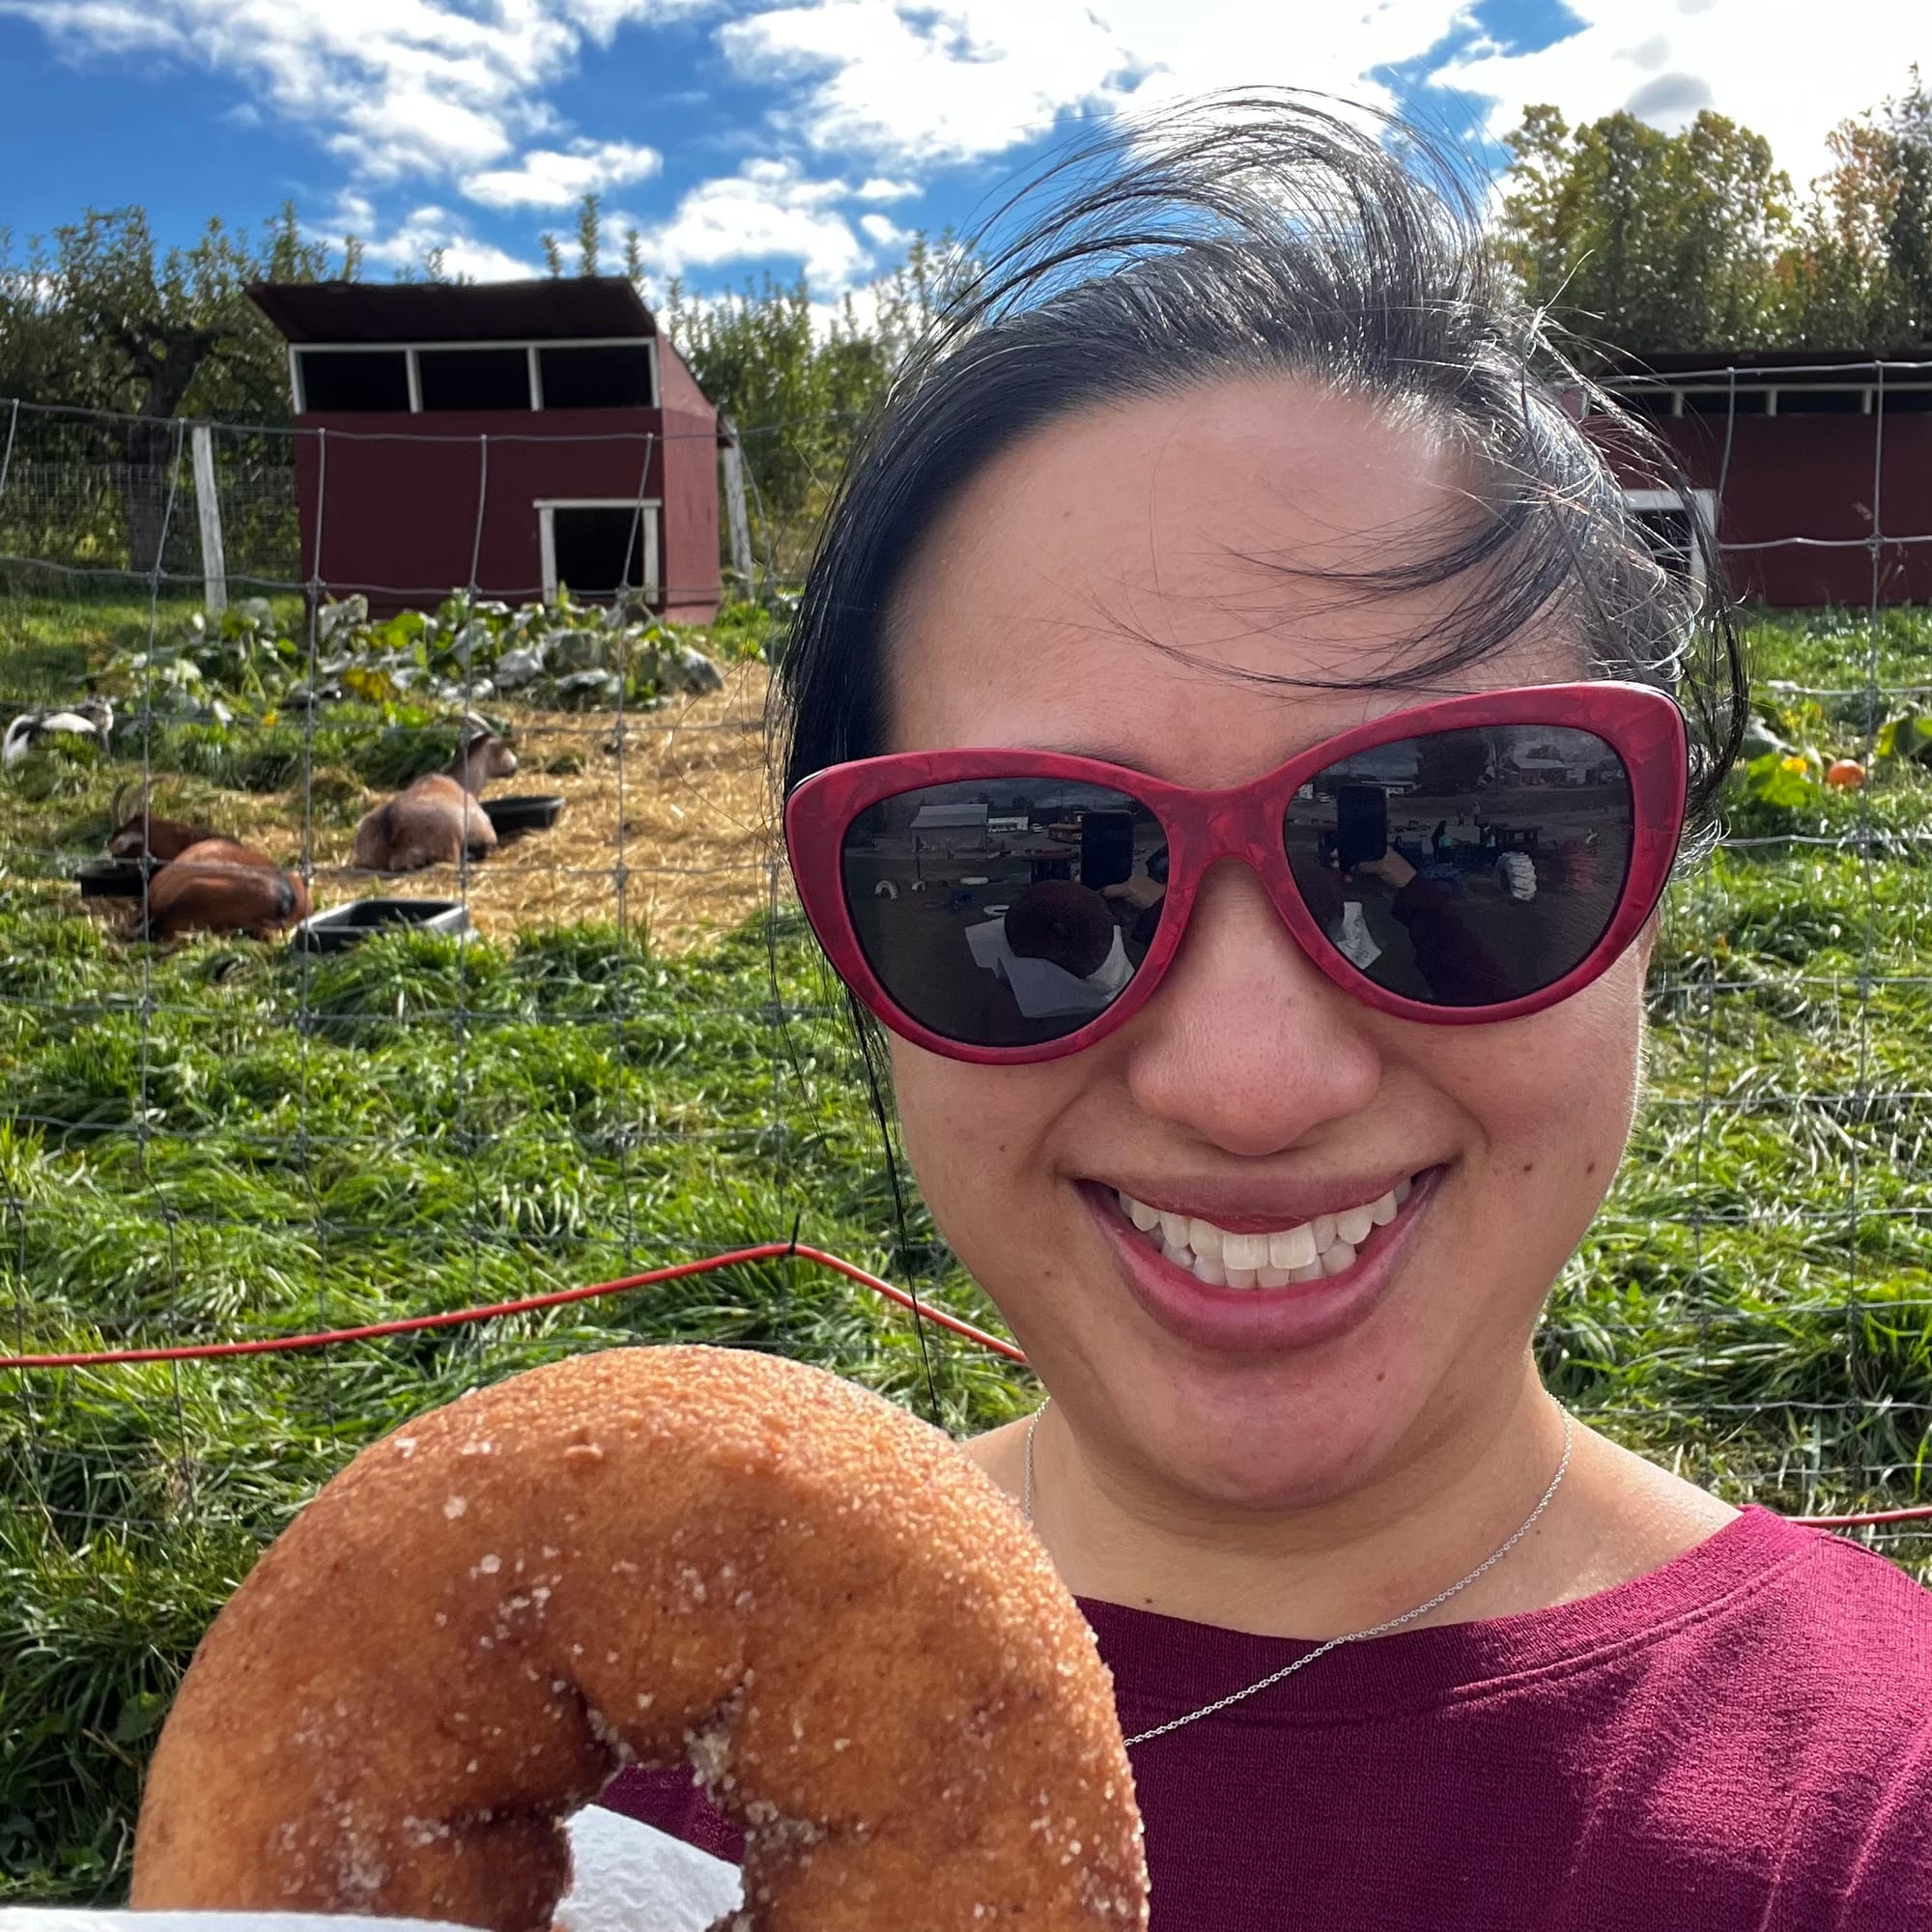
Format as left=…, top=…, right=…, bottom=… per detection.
left=601, top=1506, right=1932, bottom=1928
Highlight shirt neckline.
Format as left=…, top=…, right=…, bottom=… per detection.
left=1074, top=1505, right=1821, bottom=1724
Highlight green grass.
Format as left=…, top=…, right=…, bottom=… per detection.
left=2, top=598, right=1931, bottom=1898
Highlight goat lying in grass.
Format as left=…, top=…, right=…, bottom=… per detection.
left=139, top=838, right=310, bottom=943
left=106, top=781, right=223, bottom=863
left=351, top=720, right=518, bottom=874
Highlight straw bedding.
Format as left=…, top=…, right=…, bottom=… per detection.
left=155, top=664, right=782, bottom=955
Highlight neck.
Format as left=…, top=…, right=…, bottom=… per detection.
left=1019, top=1362, right=1577, bottom=1639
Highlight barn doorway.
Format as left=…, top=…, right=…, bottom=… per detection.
left=537, top=499, right=661, bottom=605
left=1622, top=488, right=1716, bottom=599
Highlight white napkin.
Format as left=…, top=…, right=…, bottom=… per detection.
left=559, top=1804, right=742, bottom=1932
left=0, top=1808, right=743, bottom=1932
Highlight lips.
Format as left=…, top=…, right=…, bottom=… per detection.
left=1081, top=1167, right=1438, bottom=1351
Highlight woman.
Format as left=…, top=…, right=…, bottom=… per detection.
left=606, top=96, right=1932, bottom=1925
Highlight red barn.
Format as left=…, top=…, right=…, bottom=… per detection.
left=1588, top=349, right=1932, bottom=609
left=247, top=277, right=722, bottom=621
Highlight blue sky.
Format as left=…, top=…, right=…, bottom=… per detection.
left=1, top=0, right=1923, bottom=302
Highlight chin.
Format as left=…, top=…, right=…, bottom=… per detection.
left=1118, top=1376, right=1423, bottom=1514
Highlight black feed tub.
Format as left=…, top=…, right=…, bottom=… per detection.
left=296, top=898, right=470, bottom=952
left=77, top=857, right=166, bottom=898
left=483, top=794, right=566, bottom=838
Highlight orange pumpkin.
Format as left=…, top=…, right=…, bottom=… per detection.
left=1826, top=758, right=1866, bottom=790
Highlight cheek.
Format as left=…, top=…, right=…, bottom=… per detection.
left=890, top=1039, right=1114, bottom=1365
left=1440, top=961, right=1645, bottom=1203
left=889, top=1043, right=1055, bottom=1248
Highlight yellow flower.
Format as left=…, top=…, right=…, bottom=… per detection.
left=1780, top=754, right=1809, bottom=775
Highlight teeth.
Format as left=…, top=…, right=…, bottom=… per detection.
left=1114, top=1179, right=1418, bottom=1287
left=1267, top=1224, right=1318, bottom=1270
left=1187, top=1218, right=1225, bottom=1263
left=1221, top=1231, right=1269, bottom=1270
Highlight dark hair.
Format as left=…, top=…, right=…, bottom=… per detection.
left=775, top=91, right=1745, bottom=853
left=1005, top=880, right=1117, bottom=979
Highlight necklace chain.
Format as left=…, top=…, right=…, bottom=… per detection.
left=1022, top=1398, right=1575, bottom=1748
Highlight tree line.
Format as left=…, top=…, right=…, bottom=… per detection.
left=1497, top=68, right=1931, bottom=360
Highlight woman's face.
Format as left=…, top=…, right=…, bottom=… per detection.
left=882, top=377, right=1649, bottom=1511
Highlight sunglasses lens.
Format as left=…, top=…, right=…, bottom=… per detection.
left=1284, top=724, right=1634, bottom=1007
left=840, top=779, right=1165, bottom=1047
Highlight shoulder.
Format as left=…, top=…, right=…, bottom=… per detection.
left=1747, top=1537, right=1932, bottom=1919
left=1656, top=1511, right=1932, bottom=1687
left=1759, top=1517, right=1932, bottom=1662
left=1652, top=1515, right=1932, bottom=1792
left=957, top=1416, right=1028, bottom=1501
left=1536, top=1513, right=1932, bottom=1919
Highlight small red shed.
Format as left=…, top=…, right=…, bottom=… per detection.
left=1589, top=349, right=1932, bottom=608
left=247, top=277, right=722, bottom=621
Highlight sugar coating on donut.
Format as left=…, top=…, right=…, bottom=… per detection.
left=131, top=1346, right=1149, bottom=1931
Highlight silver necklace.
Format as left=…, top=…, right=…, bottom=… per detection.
left=1022, top=1398, right=1575, bottom=1748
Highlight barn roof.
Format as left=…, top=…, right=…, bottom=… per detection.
left=247, top=277, right=659, bottom=344
left=1602, top=345, right=1932, bottom=385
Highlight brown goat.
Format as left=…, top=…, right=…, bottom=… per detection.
left=350, top=721, right=518, bottom=874
left=140, top=838, right=311, bottom=943
left=106, top=781, right=223, bottom=863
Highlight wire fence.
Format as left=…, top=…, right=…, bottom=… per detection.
left=1, top=373, right=1930, bottom=1893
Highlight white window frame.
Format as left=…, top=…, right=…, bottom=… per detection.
left=536, top=497, right=661, bottom=605
left=1623, top=487, right=1717, bottom=597
left=290, top=337, right=659, bottom=414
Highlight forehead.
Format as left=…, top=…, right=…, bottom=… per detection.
left=884, top=376, right=1571, bottom=783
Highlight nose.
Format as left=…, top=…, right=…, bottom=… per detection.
left=1119, top=860, right=1383, bottom=1157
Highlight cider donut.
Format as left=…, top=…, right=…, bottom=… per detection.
left=131, top=1347, right=1148, bottom=1931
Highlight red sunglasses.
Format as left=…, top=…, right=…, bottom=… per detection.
left=785, top=683, right=1687, bottom=1065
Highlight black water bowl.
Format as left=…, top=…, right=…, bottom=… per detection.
left=76, top=857, right=166, bottom=898
left=484, top=793, right=566, bottom=838
left=295, top=898, right=471, bottom=952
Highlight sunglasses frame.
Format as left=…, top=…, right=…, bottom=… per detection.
left=785, top=682, right=1688, bottom=1065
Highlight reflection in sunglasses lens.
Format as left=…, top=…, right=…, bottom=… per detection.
left=840, top=780, right=1165, bottom=1046
left=1283, top=724, right=1634, bottom=1006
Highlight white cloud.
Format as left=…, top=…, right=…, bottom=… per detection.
left=0, top=0, right=182, bottom=54
left=464, top=139, right=664, bottom=210
left=625, top=159, right=868, bottom=289
left=316, top=194, right=541, bottom=282
left=0, top=0, right=681, bottom=183
left=1429, top=0, right=1930, bottom=189
left=716, top=0, right=1472, bottom=167
left=11, top=0, right=1919, bottom=304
